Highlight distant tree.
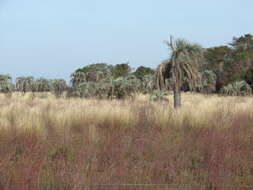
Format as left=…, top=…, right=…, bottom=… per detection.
left=204, top=46, right=233, bottom=91
left=230, top=34, right=253, bottom=52
left=51, top=79, right=68, bottom=97
left=16, top=76, right=34, bottom=93
left=107, top=76, right=137, bottom=99
left=71, top=63, right=113, bottom=86
left=230, top=34, right=253, bottom=82
left=0, top=74, right=12, bottom=93
left=204, top=34, right=253, bottom=92
left=201, top=70, right=217, bottom=94
left=71, top=71, right=86, bottom=87
left=133, top=66, right=155, bottom=80
left=112, top=63, right=132, bottom=78
left=156, top=37, right=203, bottom=109
left=35, top=78, right=52, bottom=92
left=139, top=74, right=155, bottom=94
left=243, top=66, right=253, bottom=88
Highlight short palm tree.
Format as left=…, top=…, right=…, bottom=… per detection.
left=51, top=79, right=68, bottom=97
left=221, top=81, right=252, bottom=96
left=16, top=76, right=34, bottom=93
left=157, top=36, right=203, bottom=109
left=71, top=71, right=86, bottom=87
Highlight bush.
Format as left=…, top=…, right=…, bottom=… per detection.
left=221, top=80, right=252, bottom=96
left=0, top=74, right=12, bottom=93
left=149, top=90, right=168, bottom=102
left=243, top=66, right=253, bottom=88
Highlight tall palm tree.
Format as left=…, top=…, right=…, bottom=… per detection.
left=157, top=36, right=203, bottom=109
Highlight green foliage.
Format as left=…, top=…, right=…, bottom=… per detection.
left=72, top=81, right=111, bottom=99
left=72, top=75, right=139, bottom=100
left=162, top=36, right=204, bottom=108
left=70, top=71, right=86, bottom=87
left=149, top=90, right=168, bottom=102
left=35, top=78, right=52, bottom=92
left=4, top=34, right=253, bottom=98
left=201, top=70, right=217, bottom=93
left=0, top=74, right=12, bottom=93
left=221, top=81, right=252, bottom=96
left=204, top=34, right=253, bottom=92
left=112, top=63, right=132, bottom=78
left=16, top=76, right=34, bottom=93
left=204, top=46, right=232, bottom=91
left=243, top=66, right=253, bottom=88
left=165, top=37, right=203, bottom=90
left=139, top=74, right=155, bottom=94
left=230, top=34, right=253, bottom=52
left=71, top=63, right=113, bottom=86
left=133, top=66, right=155, bottom=80
left=108, top=76, right=137, bottom=99
left=51, top=79, right=67, bottom=97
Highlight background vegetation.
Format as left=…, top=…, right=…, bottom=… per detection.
left=1, top=34, right=253, bottom=101
left=1, top=34, right=253, bottom=189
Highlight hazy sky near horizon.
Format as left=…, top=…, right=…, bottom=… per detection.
left=0, top=0, right=253, bottom=81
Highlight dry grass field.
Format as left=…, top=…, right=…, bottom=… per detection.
left=0, top=93, right=253, bottom=190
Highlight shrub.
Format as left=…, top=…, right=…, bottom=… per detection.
left=149, top=90, right=168, bottom=102
left=0, top=74, right=12, bottom=93
left=221, top=80, right=252, bottom=96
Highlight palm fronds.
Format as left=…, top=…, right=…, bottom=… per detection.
left=221, top=81, right=252, bottom=96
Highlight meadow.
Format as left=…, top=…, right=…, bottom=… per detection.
left=0, top=93, right=253, bottom=190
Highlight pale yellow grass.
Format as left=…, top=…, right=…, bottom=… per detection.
left=0, top=92, right=253, bottom=132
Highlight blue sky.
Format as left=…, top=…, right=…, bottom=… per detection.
left=0, top=0, right=253, bottom=81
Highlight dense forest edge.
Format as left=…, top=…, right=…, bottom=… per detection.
left=1, top=34, right=253, bottom=100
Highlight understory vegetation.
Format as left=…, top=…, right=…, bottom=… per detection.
left=0, top=93, right=253, bottom=190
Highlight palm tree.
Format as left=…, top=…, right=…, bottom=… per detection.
left=35, top=78, right=52, bottom=92
left=51, top=79, right=68, bottom=97
left=221, top=81, right=252, bottom=96
left=155, top=59, right=171, bottom=90
left=71, top=71, right=86, bottom=87
left=15, top=76, right=34, bottom=93
left=156, top=36, right=203, bottom=109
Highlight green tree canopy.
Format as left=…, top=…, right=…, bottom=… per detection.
left=71, top=63, right=113, bottom=86
left=112, top=63, right=132, bottom=78
left=16, top=76, right=34, bottom=93
left=133, top=66, right=155, bottom=80
left=0, top=74, right=12, bottom=93
left=243, top=66, right=253, bottom=88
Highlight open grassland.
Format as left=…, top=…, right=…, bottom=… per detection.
left=0, top=93, right=253, bottom=190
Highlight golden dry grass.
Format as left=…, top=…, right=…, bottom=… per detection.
left=1, top=92, right=253, bottom=190
left=0, top=92, right=253, bottom=131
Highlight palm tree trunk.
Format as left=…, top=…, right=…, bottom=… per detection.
left=173, top=84, right=181, bottom=109
left=172, top=57, right=182, bottom=109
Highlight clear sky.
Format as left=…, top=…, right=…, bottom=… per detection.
left=1, top=0, right=252, bottom=81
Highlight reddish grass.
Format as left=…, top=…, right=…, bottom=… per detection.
left=0, top=100, right=253, bottom=190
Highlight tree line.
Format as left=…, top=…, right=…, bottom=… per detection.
left=1, top=34, right=253, bottom=106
